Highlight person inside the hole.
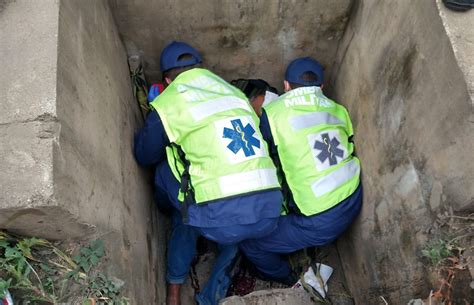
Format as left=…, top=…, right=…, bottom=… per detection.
left=239, top=57, right=363, bottom=285
left=133, top=41, right=283, bottom=305
left=230, top=79, right=279, bottom=116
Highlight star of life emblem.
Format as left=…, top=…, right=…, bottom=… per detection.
left=215, top=116, right=266, bottom=164
left=308, top=130, right=348, bottom=171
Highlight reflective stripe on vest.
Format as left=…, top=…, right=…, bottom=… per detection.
left=311, top=159, right=360, bottom=197
left=219, top=168, right=279, bottom=195
left=290, top=112, right=343, bottom=130
left=189, top=96, right=251, bottom=121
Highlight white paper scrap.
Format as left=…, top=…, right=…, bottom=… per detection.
left=262, top=91, right=279, bottom=106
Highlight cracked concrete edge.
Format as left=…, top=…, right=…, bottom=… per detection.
left=0, top=204, right=96, bottom=240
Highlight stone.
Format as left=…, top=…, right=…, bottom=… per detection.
left=220, top=289, right=313, bottom=305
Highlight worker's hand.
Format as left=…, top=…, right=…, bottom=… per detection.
left=147, top=83, right=164, bottom=103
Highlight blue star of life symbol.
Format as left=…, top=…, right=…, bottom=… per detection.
left=314, top=133, right=344, bottom=166
left=223, top=119, right=260, bottom=157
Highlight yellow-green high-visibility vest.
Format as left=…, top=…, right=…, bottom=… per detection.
left=151, top=68, right=280, bottom=204
left=264, top=86, right=360, bottom=216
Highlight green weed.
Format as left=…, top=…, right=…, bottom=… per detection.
left=0, top=231, right=129, bottom=304
left=421, top=238, right=458, bottom=266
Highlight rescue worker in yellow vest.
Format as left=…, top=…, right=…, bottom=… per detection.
left=134, top=41, right=283, bottom=305
left=240, top=57, right=363, bottom=284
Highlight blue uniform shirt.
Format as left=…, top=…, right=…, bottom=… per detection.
left=258, top=110, right=276, bottom=155
left=134, top=110, right=282, bottom=228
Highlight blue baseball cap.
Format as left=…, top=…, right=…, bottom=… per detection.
left=285, top=57, right=324, bottom=86
left=160, top=41, right=202, bottom=72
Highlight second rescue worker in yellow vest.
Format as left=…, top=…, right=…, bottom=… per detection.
left=240, top=57, right=363, bottom=284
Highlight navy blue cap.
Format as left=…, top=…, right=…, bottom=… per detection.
left=285, top=57, right=324, bottom=86
left=160, top=41, right=202, bottom=72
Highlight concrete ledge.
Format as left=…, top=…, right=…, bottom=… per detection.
left=0, top=206, right=94, bottom=240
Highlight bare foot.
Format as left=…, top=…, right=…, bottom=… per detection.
left=167, top=283, right=181, bottom=305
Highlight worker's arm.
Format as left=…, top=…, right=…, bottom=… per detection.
left=133, top=110, right=170, bottom=166
left=259, top=109, right=277, bottom=156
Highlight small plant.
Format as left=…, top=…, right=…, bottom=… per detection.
left=421, top=211, right=472, bottom=304
left=421, top=239, right=455, bottom=265
left=73, top=240, right=105, bottom=273
left=0, top=278, right=11, bottom=298
left=0, top=231, right=129, bottom=304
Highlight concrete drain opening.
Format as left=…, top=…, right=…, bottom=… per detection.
left=1, top=0, right=472, bottom=304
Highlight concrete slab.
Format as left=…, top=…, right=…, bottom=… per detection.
left=220, top=289, right=313, bottom=305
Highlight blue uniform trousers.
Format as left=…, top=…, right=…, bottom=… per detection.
left=164, top=209, right=238, bottom=305
left=154, top=161, right=279, bottom=305
left=240, top=184, right=363, bottom=281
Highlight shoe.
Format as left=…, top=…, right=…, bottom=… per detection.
left=443, top=0, right=474, bottom=11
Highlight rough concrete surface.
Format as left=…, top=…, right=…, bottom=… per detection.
left=436, top=0, right=474, bottom=104
left=220, top=289, right=313, bottom=305
left=0, top=0, right=64, bottom=235
left=1, top=0, right=166, bottom=303
left=0, top=0, right=57, bottom=125
left=109, top=0, right=353, bottom=90
left=55, top=0, right=166, bottom=303
left=329, top=0, right=473, bottom=304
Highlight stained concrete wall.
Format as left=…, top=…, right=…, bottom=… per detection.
left=329, top=1, right=473, bottom=304
left=1, top=0, right=166, bottom=303
left=109, top=0, right=353, bottom=89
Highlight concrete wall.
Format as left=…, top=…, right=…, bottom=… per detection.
left=109, top=0, right=353, bottom=90
left=0, top=0, right=79, bottom=237
left=1, top=0, right=166, bottom=303
left=330, top=1, right=473, bottom=304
